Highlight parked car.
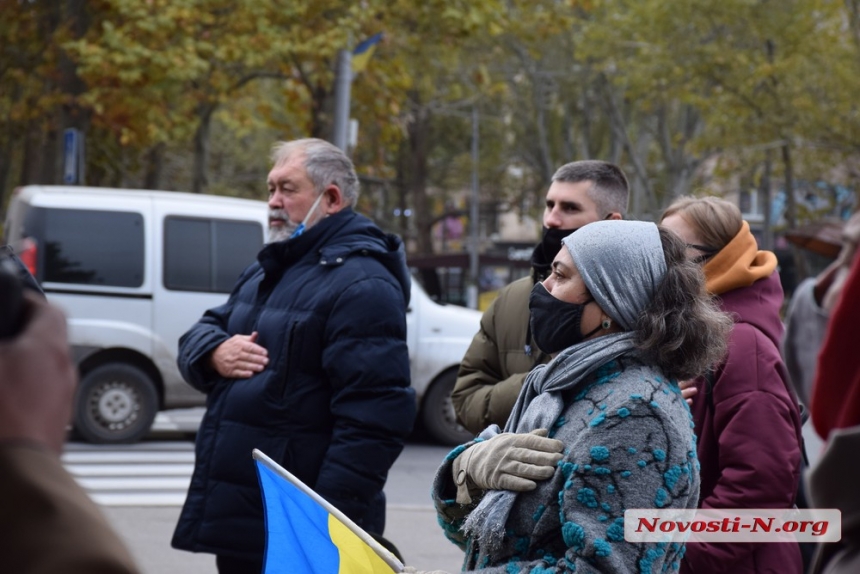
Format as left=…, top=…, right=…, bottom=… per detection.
left=3, top=185, right=480, bottom=445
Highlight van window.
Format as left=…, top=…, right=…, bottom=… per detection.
left=164, top=217, right=262, bottom=293
left=24, top=207, right=145, bottom=287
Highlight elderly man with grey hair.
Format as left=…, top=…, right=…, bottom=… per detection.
left=172, top=138, right=416, bottom=573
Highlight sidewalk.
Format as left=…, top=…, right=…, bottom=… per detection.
left=386, top=505, right=465, bottom=571
left=99, top=438, right=464, bottom=573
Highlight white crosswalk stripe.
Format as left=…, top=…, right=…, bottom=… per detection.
left=63, top=441, right=196, bottom=507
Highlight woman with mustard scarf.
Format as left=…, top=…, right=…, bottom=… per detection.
left=661, top=196, right=805, bottom=574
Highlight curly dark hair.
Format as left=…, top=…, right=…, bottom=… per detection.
left=634, top=226, right=733, bottom=381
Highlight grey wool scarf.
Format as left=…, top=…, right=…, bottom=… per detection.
left=462, top=332, right=637, bottom=550
left=463, top=220, right=667, bottom=553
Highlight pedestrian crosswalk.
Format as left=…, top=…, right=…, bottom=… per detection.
left=61, top=406, right=457, bottom=512
left=63, top=441, right=195, bottom=507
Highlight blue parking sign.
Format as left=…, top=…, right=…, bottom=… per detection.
left=63, top=128, right=83, bottom=184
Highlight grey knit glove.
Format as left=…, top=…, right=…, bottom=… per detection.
left=451, top=428, right=564, bottom=504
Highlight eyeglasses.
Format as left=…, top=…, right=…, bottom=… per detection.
left=686, top=244, right=718, bottom=264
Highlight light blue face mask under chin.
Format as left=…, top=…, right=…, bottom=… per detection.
left=289, top=191, right=326, bottom=239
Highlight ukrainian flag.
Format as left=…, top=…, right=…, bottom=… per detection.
left=352, top=33, right=384, bottom=74
left=253, top=450, right=401, bottom=574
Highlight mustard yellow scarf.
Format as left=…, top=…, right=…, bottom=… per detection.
left=703, top=221, right=778, bottom=295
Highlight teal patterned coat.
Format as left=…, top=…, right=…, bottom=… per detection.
left=432, top=359, right=700, bottom=573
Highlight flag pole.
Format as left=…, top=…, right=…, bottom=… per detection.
left=252, top=449, right=404, bottom=572
left=332, top=48, right=352, bottom=152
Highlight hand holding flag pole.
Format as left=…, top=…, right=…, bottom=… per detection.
left=253, top=449, right=404, bottom=573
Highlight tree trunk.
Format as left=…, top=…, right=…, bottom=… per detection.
left=293, top=58, right=331, bottom=140
left=512, top=43, right=555, bottom=184
left=56, top=0, right=90, bottom=184
left=0, top=135, right=16, bottom=222
left=760, top=151, right=773, bottom=251
left=395, top=143, right=410, bottom=242
left=603, top=78, right=655, bottom=212
left=310, top=83, right=332, bottom=140
left=116, top=145, right=128, bottom=188
left=782, top=143, right=808, bottom=282
left=20, top=119, right=44, bottom=186
left=658, top=104, right=702, bottom=202
left=144, top=143, right=166, bottom=189
left=532, top=80, right=555, bottom=183
left=608, top=122, right=624, bottom=166
left=561, top=104, right=574, bottom=162
left=781, top=144, right=797, bottom=230
left=42, top=117, right=62, bottom=185
left=26, top=1, right=62, bottom=185
left=406, top=94, right=433, bottom=255
left=192, top=104, right=216, bottom=194
left=847, top=0, right=860, bottom=50
left=631, top=131, right=653, bottom=218
left=577, top=89, right=592, bottom=159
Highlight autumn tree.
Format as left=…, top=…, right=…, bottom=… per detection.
left=580, top=0, right=860, bottom=220
left=0, top=0, right=91, bottom=217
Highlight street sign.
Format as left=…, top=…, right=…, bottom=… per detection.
left=348, top=118, right=359, bottom=149
left=63, top=128, right=85, bottom=184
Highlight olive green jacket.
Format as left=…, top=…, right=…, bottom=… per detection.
left=451, top=275, right=550, bottom=434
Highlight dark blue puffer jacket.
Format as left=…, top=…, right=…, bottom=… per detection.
left=171, top=209, right=416, bottom=560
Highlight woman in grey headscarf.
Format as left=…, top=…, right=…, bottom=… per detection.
left=409, top=220, right=732, bottom=574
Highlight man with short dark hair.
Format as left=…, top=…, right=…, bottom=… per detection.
left=172, top=138, right=415, bottom=573
left=452, top=160, right=630, bottom=434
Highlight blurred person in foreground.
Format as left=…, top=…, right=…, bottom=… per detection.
left=171, top=138, right=415, bottom=573
left=452, top=161, right=630, bottom=435
left=406, top=220, right=730, bottom=573
left=783, top=210, right=860, bottom=407
left=0, top=292, right=139, bottom=574
left=806, top=215, right=860, bottom=574
left=661, top=196, right=805, bottom=574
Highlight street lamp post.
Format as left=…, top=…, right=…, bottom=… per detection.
left=332, top=49, right=353, bottom=152
left=468, top=105, right=480, bottom=310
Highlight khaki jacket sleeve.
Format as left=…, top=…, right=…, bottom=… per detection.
left=0, top=443, right=140, bottom=574
left=452, top=328, right=529, bottom=434
left=451, top=277, right=545, bottom=434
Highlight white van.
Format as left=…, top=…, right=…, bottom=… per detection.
left=4, top=186, right=480, bottom=445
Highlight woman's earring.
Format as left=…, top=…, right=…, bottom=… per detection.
left=602, top=318, right=612, bottom=330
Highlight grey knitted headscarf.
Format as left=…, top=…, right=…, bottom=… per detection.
left=565, top=220, right=667, bottom=331
left=463, top=220, right=668, bottom=551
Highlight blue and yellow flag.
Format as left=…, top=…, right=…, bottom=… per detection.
left=352, top=33, right=384, bottom=74
left=253, top=450, right=400, bottom=574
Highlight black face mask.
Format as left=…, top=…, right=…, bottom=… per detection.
left=530, top=227, right=578, bottom=281
left=528, top=282, right=602, bottom=354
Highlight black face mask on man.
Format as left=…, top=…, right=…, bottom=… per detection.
left=528, top=282, right=602, bottom=354
left=530, top=227, right=578, bottom=281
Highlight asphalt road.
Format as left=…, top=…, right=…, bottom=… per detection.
left=70, top=410, right=465, bottom=573
left=100, top=442, right=465, bottom=573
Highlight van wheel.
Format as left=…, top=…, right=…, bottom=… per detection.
left=421, top=371, right=474, bottom=446
left=74, top=363, right=158, bottom=444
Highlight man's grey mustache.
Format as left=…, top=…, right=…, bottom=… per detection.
left=269, top=209, right=288, bottom=221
